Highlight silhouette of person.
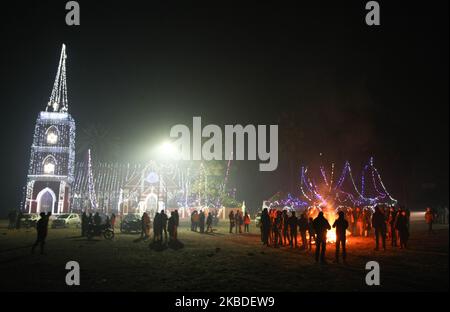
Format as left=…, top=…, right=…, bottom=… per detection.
left=282, top=210, right=290, bottom=246
left=287, top=211, right=298, bottom=248
left=332, top=211, right=349, bottom=263
left=168, top=211, right=176, bottom=241
left=206, top=212, right=213, bottom=232
left=31, top=212, right=51, bottom=254
left=173, top=210, right=179, bottom=239
left=395, top=210, right=409, bottom=249
left=425, top=207, right=434, bottom=234
left=81, top=211, right=88, bottom=236
left=161, top=210, right=168, bottom=241
left=307, top=217, right=315, bottom=250
left=153, top=212, right=162, bottom=243
left=297, top=213, right=309, bottom=250
left=273, top=211, right=283, bottom=248
left=313, top=212, right=331, bottom=263
left=94, top=212, right=102, bottom=227
left=16, top=210, right=23, bottom=230
left=199, top=210, right=205, bottom=233
left=229, top=210, right=235, bottom=233
left=372, top=206, right=387, bottom=251
left=244, top=212, right=251, bottom=233
left=261, top=208, right=270, bottom=246
left=8, top=210, right=17, bottom=229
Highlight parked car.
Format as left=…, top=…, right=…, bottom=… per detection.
left=20, top=213, right=39, bottom=228
left=120, top=213, right=142, bottom=234
left=51, top=213, right=81, bottom=228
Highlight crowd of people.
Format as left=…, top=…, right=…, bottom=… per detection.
left=190, top=210, right=219, bottom=233
left=257, top=204, right=419, bottom=264
left=228, top=210, right=251, bottom=234
left=4, top=203, right=446, bottom=259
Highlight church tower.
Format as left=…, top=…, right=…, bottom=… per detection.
left=24, top=44, right=76, bottom=214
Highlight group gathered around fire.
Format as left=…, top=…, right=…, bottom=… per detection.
left=252, top=204, right=443, bottom=264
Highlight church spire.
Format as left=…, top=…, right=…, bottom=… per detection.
left=46, top=44, right=68, bottom=113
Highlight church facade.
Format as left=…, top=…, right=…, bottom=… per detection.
left=24, top=44, right=75, bottom=215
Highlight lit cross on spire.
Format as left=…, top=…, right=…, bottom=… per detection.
left=46, top=44, right=68, bottom=113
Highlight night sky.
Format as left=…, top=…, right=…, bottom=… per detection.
left=0, top=0, right=448, bottom=215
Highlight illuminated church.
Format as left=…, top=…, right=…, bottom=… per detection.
left=23, top=45, right=236, bottom=217
left=24, top=45, right=75, bottom=214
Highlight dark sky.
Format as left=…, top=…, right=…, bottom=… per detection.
left=0, top=0, right=448, bottom=214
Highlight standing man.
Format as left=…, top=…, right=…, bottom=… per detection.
left=297, top=213, right=309, bottom=250
left=173, top=209, right=179, bottom=239
left=199, top=210, right=205, bottom=234
left=282, top=210, right=290, bottom=246
left=16, top=210, right=23, bottom=230
left=244, top=212, right=251, bottom=233
left=31, top=212, right=51, bottom=255
left=287, top=211, right=298, bottom=248
left=229, top=210, right=235, bottom=234
left=161, top=210, right=168, bottom=241
left=81, top=211, right=88, bottom=236
left=332, top=211, right=348, bottom=263
left=261, top=209, right=270, bottom=246
left=372, top=206, right=387, bottom=251
left=312, top=212, right=331, bottom=263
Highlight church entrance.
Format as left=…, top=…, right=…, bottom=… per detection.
left=37, top=188, right=56, bottom=214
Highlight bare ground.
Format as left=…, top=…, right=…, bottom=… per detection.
left=0, top=213, right=447, bottom=292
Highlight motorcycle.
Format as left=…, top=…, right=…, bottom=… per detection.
left=86, top=223, right=115, bottom=240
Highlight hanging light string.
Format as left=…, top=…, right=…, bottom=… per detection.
left=47, top=44, right=68, bottom=113
left=87, top=149, right=98, bottom=210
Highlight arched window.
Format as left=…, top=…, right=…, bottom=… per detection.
left=45, top=126, right=59, bottom=145
left=42, top=155, right=57, bottom=175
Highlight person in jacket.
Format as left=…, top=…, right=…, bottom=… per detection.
left=206, top=212, right=213, bottom=233
left=395, top=210, right=409, bottom=249
left=313, top=212, right=331, bottom=263
left=372, top=206, right=386, bottom=251
left=199, top=210, right=205, bottom=234
left=229, top=210, right=235, bottom=234
left=282, top=210, right=290, bottom=246
left=31, top=212, right=51, bottom=255
left=298, top=213, right=309, bottom=250
left=244, top=212, right=251, bottom=233
left=287, top=211, right=298, bottom=248
left=261, top=208, right=270, bottom=246
left=332, top=211, right=348, bottom=263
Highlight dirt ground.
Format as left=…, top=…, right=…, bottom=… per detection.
left=0, top=212, right=448, bottom=292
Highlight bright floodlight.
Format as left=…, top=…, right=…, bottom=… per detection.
left=159, top=141, right=178, bottom=160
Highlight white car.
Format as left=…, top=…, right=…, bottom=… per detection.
left=51, top=213, right=81, bottom=228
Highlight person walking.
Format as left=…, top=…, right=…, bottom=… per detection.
left=332, top=211, right=348, bottom=263
left=31, top=212, right=51, bottom=255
